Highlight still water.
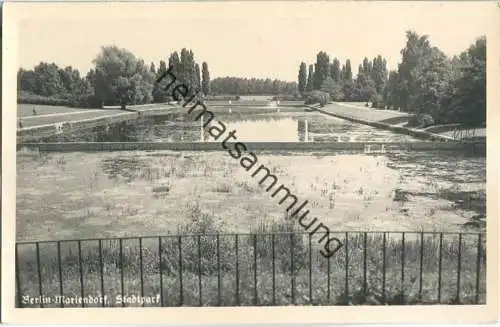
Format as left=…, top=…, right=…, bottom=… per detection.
left=39, top=111, right=422, bottom=143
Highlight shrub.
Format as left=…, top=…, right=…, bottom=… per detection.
left=304, top=91, right=330, bottom=106
left=18, top=91, right=103, bottom=109
left=370, top=93, right=385, bottom=109
left=407, top=113, right=435, bottom=128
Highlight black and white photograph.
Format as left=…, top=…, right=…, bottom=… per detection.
left=2, top=0, right=498, bottom=324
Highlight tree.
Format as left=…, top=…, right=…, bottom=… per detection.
left=18, top=69, right=37, bottom=93
left=33, top=62, right=65, bottom=97
left=396, top=30, right=433, bottom=111
left=153, top=60, right=171, bottom=103
left=194, top=64, right=201, bottom=92
left=298, top=62, right=307, bottom=95
left=320, top=76, right=336, bottom=95
left=371, top=55, right=388, bottom=94
left=306, top=64, right=314, bottom=92
left=202, top=62, right=210, bottom=95
left=342, top=60, right=353, bottom=82
left=443, top=36, right=486, bottom=126
left=92, top=45, right=154, bottom=106
left=330, top=58, right=341, bottom=82
left=384, top=70, right=401, bottom=109
left=353, top=71, right=376, bottom=102
left=313, top=51, right=330, bottom=90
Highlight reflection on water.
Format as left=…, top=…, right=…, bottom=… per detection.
left=39, top=111, right=422, bottom=143
left=204, top=117, right=300, bottom=142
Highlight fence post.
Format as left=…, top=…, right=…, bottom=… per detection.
left=158, top=237, right=164, bottom=307
left=235, top=234, right=240, bottom=306
left=401, top=232, right=405, bottom=300
left=15, top=245, right=22, bottom=308
left=119, top=239, right=124, bottom=308
left=272, top=234, right=276, bottom=305
left=363, top=232, right=367, bottom=297
left=139, top=238, right=144, bottom=305
left=57, top=241, right=64, bottom=308
left=419, top=232, right=424, bottom=299
left=217, top=234, right=221, bottom=306
left=438, top=233, right=443, bottom=303
left=290, top=233, right=295, bottom=304
left=475, top=233, right=483, bottom=304
left=456, top=233, right=462, bottom=303
left=77, top=240, right=85, bottom=308
left=382, top=232, right=386, bottom=302
left=36, top=243, right=43, bottom=308
left=253, top=234, right=258, bottom=305
left=198, top=235, right=202, bottom=306
left=178, top=236, right=183, bottom=306
left=98, top=240, right=105, bottom=307
left=308, top=233, right=312, bottom=303
left=345, top=232, right=349, bottom=299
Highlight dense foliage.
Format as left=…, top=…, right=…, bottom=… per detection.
left=298, top=30, right=486, bottom=126
left=18, top=30, right=486, bottom=126
left=210, top=77, right=297, bottom=95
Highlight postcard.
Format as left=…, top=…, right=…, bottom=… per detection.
left=2, top=1, right=499, bottom=324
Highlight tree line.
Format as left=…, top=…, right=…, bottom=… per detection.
left=18, top=47, right=297, bottom=108
left=17, top=46, right=212, bottom=108
left=298, top=30, right=486, bottom=126
left=210, top=77, right=297, bottom=96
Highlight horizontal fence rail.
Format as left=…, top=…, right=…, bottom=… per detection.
left=17, top=141, right=485, bottom=154
left=15, top=231, right=486, bottom=307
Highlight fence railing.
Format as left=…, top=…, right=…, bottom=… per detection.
left=15, top=231, right=486, bottom=307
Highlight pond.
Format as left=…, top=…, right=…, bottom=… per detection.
left=36, top=110, right=422, bottom=143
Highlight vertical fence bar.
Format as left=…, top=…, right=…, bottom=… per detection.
left=456, top=233, right=462, bottom=303
left=401, top=232, right=405, bottom=299
left=272, top=234, right=276, bottom=305
left=98, top=240, right=105, bottom=307
left=309, top=233, right=312, bottom=303
left=345, top=232, right=349, bottom=298
left=15, top=244, right=21, bottom=308
left=327, top=246, right=331, bottom=304
left=217, top=234, right=221, bottom=306
left=139, top=238, right=144, bottom=305
left=158, top=237, right=164, bottom=307
left=419, top=232, right=424, bottom=299
left=57, top=241, right=64, bottom=308
left=77, top=240, right=85, bottom=308
left=382, top=232, right=386, bottom=302
left=198, top=235, right=202, bottom=306
left=235, top=234, right=240, bottom=306
left=35, top=243, right=43, bottom=308
left=290, top=233, right=295, bottom=304
left=178, top=236, right=183, bottom=306
left=363, top=232, right=367, bottom=297
left=253, top=234, right=258, bottom=305
left=475, top=233, right=482, bottom=304
left=119, top=239, right=124, bottom=308
left=438, top=233, right=443, bottom=303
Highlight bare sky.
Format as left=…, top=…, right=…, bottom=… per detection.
left=14, top=1, right=494, bottom=81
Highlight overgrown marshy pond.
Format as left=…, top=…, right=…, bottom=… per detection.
left=17, top=148, right=485, bottom=242
left=38, top=110, right=422, bottom=143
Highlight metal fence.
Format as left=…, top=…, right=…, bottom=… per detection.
left=15, top=231, right=486, bottom=307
